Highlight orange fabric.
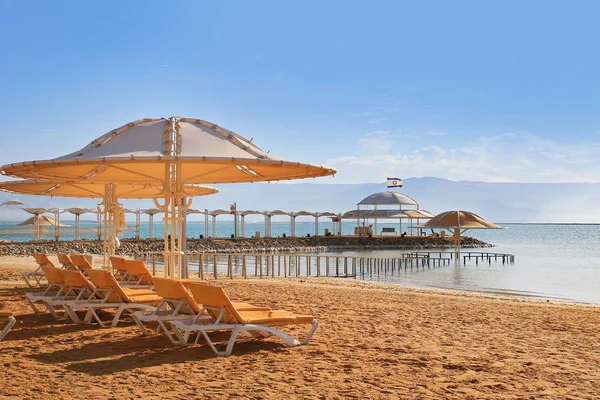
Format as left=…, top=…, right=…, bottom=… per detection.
left=86, top=269, right=162, bottom=305
left=57, top=253, right=74, bottom=268
left=61, top=270, right=96, bottom=294
left=123, top=260, right=153, bottom=285
left=0, top=311, right=12, bottom=317
left=190, top=285, right=313, bottom=325
left=109, top=256, right=126, bottom=271
left=122, top=287, right=158, bottom=297
left=41, top=265, right=65, bottom=285
left=69, top=254, right=93, bottom=271
left=33, top=253, right=56, bottom=268
left=152, top=277, right=201, bottom=313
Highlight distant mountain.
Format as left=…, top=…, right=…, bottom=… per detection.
left=0, top=177, right=598, bottom=223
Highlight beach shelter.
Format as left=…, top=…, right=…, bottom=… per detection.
left=17, top=214, right=66, bottom=240
left=0, top=180, right=218, bottom=268
left=419, top=210, right=503, bottom=263
left=0, top=116, right=336, bottom=278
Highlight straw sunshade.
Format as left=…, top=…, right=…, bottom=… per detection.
left=17, top=215, right=66, bottom=227
left=419, top=210, right=503, bottom=263
left=0, top=117, right=336, bottom=278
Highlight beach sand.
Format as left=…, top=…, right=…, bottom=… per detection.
left=1, top=255, right=599, bottom=399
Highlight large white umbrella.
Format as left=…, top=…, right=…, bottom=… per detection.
left=0, top=117, right=336, bottom=278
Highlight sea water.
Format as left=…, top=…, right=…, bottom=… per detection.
left=1, top=221, right=599, bottom=304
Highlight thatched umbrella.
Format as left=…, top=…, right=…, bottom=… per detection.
left=419, top=210, right=503, bottom=263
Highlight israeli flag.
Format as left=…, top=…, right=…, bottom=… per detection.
left=387, top=177, right=403, bottom=188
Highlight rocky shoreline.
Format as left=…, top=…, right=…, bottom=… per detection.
left=0, top=235, right=492, bottom=257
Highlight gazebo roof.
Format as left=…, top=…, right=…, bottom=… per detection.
left=341, top=209, right=434, bottom=219
left=358, top=192, right=419, bottom=206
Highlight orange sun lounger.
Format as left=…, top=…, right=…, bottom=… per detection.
left=57, top=253, right=77, bottom=270
left=133, top=278, right=270, bottom=344
left=76, top=270, right=161, bottom=328
left=0, top=312, right=16, bottom=341
left=25, top=264, right=71, bottom=318
left=120, top=259, right=154, bottom=286
left=22, top=253, right=52, bottom=288
left=69, top=254, right=94, bottom=274
left=171, top=285, right=319, bottom=356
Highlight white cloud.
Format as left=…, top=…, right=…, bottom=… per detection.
left=325, top=131, right=600, bottom=183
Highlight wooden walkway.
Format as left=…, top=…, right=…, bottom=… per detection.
left=137, top=251, right=515, bottom=279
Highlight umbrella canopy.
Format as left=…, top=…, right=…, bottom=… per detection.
left=342, top=209, right=434, bottom=219
left=0, top=116, right=334, bottom=279
left=0, top=117, right=336, bottom=184
left=420, top=210, right=503, bottom=230
left=358, top=192, right=419, bottom=207
left=0, top=180, right=218, bottom=198
left=17, top=215, right=66, bottom=227
left=419, top=210, right=503, bottom=263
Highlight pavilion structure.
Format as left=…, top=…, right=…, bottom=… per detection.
left=340, top=191, right=434, bottom=236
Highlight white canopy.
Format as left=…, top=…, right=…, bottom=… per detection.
left=1, top=117, right=336, bottom=184
left=358, top=191, right=419, bottom=206
left=342, top=209, right=434, bottom=219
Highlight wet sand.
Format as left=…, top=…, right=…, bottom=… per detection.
left=1, top=255, right=600, bottom=399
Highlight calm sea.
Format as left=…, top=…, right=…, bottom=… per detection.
left=1, top=221, right=599, bottom=304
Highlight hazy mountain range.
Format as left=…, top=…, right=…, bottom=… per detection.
left=0, top=177, right=597, bottom=223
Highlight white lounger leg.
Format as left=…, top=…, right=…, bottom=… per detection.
left=0, top=316, right=16, bottom=341
left=172, top=320, right=320, bottom=357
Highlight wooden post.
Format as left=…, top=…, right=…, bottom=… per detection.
left=228, top=255, right=233, bottom=279
left=316, top=256, right=321, bottom=276
left=199, top=254, right=204, bottom=279
left=335, top=257, right=339, bottom=277
left=272, top=255, right=275, bottom=278
left=259, top=255, right=263, bottom=278
left=284, top=255, right=288, bottom=278
left=242, top=255, right=247, bottom=279
left=255, top=255, right=259, bottom=276
left=213, top=254, right=218, bottom=280
left=326, top=257, right=330, bottom=276
left=278, top=255, right=281, bottom=277
left=152, top=253, right=156, bottom=276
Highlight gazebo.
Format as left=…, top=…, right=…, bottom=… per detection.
left=341, top=191, right=433, bottom=236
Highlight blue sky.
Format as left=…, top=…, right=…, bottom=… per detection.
left=1, top=0, right=600, bottom=184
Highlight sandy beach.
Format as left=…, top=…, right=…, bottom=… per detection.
left=1, top=255, right=600, bottom=399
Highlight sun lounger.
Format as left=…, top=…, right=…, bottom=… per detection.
left=57, top=253, right=77, bottom=270
left=171, top=285, right=319, bottom=356
left=120, top=259, right=154, bottom=286
left=109, top=256, right=127, bottom=279
left=45, top=269, right=101, bottom=323
left=69, top=254, right=94, bottom=274
left=77, top=270, right=161, bottom=327
left=0, top=312, right=16, bottom=341
left=21, top=253, right=52, bottom=288
left=133, top=278, right=270, bottom=344
left=25, top=264, right=69, bottom=317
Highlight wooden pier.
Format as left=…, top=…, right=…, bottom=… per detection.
left=137, top=251, right=515, bottom=280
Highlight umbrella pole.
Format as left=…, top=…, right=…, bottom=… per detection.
left=453, top=228, right=460, bottom=265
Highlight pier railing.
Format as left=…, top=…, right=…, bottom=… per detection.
left=136, top=251, right=515, bottom=280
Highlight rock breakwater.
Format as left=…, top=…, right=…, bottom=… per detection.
left=0, top=235, right=492, bottom=257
